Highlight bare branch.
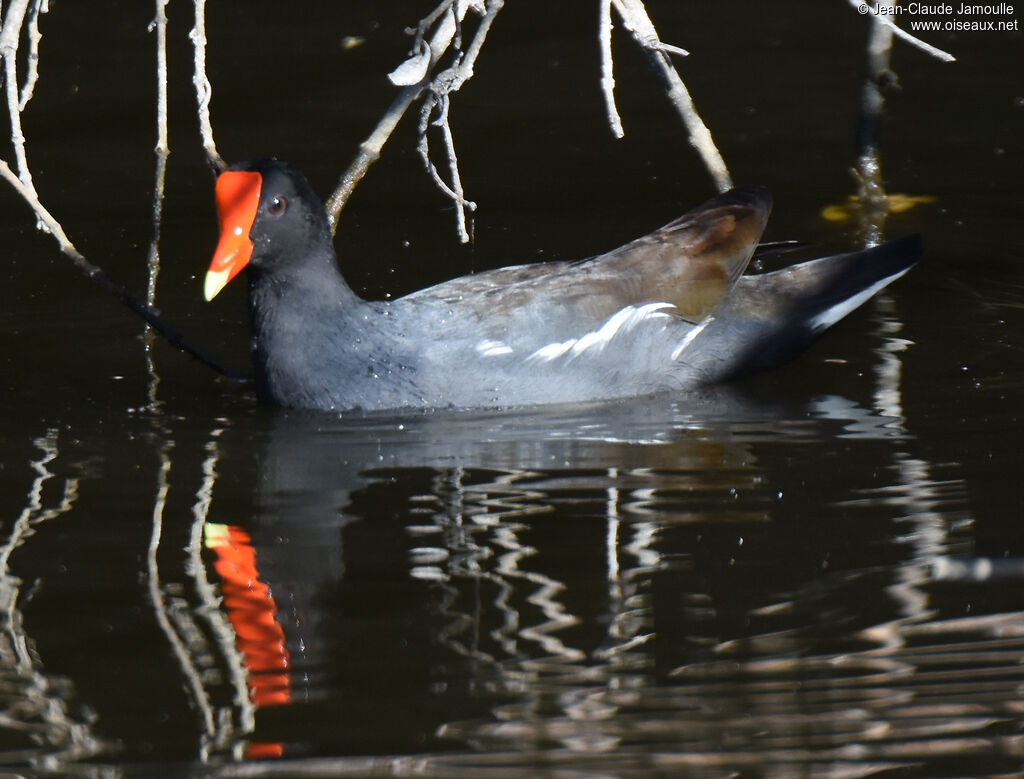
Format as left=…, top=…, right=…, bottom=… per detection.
left=849, top=0, right=953, bottom=247
left=145, top=0, right=172, bottom=405
left=609, top=0, right=732, bottom=192
left=848, top=0, right=956, bottom=62
left=147, top=0, right=170, bottom=309
left=0, top=157, right=244, bottom=380
left=417, top=95, right=476, bottom=243
left=0, top=158, right=79, bottom=255
left=410, top=0, right=500, bottom=242
left=599, top=0, right=624, bottom=139
left=0, top=3, right=238, bottom=382
left=325, top=3, right=464, bottom=233
left=442, top=0, right=500, bottom=92
left=1, top=0, right=36, bottom=188
left=856, top=0, right=897, bottom=222
left=18, top=0, right=46, bottom=110
left=437, top=107, right=474, bottom=242
left=190, top=0, right=223, bottom=172
left=325, top=0, right=502, bottom=236
left=406, top=0, right=459, bottom=52
left=611, top=0, right=689, bottom=58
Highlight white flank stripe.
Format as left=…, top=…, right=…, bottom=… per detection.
left=671, top=319, right=710, bottom=361
left=807, top=268, right=910, bottom=333
left=529, top=339, right=576, bottom=362
left=526, top=302, right=675, bottom=364
left=476, top=339, right=514, bottom=357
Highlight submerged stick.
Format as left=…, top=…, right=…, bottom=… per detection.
left=854, top=0, right=896, bottom=247
left=849, top=0, right=951, bottom=246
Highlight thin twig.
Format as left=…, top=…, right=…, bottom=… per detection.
left=147, top=0, right=171, bottom=310
left=0, top=158, right=245, bottom=380
left=442, top=0, right=501, bottom=93
left=848, top=0, right=956, bottom=62
left=1, top=0, right=35, bottom=187
left=190, top=0, right=223, bottom=172
left=0, top=158, right=77, bottom=252
left=610, top=0, right=732, bottom=192
left=2, top=0, right=238, bottom=383
left=437, top=101, right=474, bottom=242
left=325, top=0, right=466, bottom=232
left=407, top=0, right=456, bottom=52
left=324, top=0, right=501, bottom=235
left=417, top=95, right=476, bottom=242
left=18, top=0, right=46, bottom=111
left=408, top=0, right=500, bottom=242
left=858, top=0, right=896, bottom=156
left=610, top=0, right=689, bottom=58
left=599, top=0, right=624, bottom=139
left=856, top=0, right=896, bottom=248
left=422, top=0, right=501, bottom=242
left=851, top=0, right=947, bottom=247
left=146, top=0, right=171, bottom=405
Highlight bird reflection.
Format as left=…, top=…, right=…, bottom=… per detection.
left=204, top=523, right=290, bottom=759
left=7, top=348, right=1021, bottom=775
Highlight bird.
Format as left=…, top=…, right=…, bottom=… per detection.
left=204, top=159, right=920, bottom=412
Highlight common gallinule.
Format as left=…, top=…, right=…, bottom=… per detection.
left=205, top=159, right=920, bottom=411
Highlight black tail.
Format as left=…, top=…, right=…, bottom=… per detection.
left=685, top=234, right=922, bottom=380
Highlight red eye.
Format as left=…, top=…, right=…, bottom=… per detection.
left=267, top=196, right=287, bottom=216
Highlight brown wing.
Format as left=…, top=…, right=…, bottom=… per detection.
left=401, top=186, right=771, bottom=326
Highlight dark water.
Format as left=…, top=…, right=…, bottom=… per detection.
left=1, top=2, right=1023, bottom=777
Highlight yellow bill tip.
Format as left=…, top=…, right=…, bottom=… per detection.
left=204, top=268, right=231, bottom=302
